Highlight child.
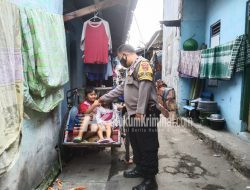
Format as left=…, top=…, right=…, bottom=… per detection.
left=96, top=102, right=114, bottom=143
left=73, top=87, right=100, bottom=143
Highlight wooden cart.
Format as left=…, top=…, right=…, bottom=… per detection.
left=57, top=87, right=125, bottom=170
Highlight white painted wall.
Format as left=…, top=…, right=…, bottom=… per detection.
left=162, top=0, right=182, bottom=107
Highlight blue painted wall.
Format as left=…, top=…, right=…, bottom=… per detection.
left=180, top=0, right=247, bottom=133
left=204, top=0, right=247, bottom=133
left=178, top=78, right=192, bottom=115
left=181, top=0, right=206, bottom=48
left=205, top=0, right=247, bottom=46
left=178, top=0, right=206, bottom=115
left=207, top=74, right=243, bottom=134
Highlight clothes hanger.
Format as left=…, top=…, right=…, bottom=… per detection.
left=89, top=11, right=103, bottom=22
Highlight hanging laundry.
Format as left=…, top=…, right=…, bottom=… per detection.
left=230, top=35, right=250, bottom=73
left=105, top=56, right=113, bottom=80
left=178, top=50, right=201, bottom=78
left=200, top=41, right=234, bottom=79
left=200, top=35, right=250, bottom=79
left=87, top=73, right=106, bottom=81
left=80, top=19, right=112, bottom=64
left=83, top=64, right=108, bottom=74
left=20, top=8, right=69, bottom=112
left=0, top=0, right=23, bottom=176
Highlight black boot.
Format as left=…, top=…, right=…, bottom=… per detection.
left=123, top=167, right=142, bottom=178
left=132, top=177, right=158, bottom=190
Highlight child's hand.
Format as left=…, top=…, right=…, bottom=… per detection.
left=93, top=100, right=100, bottom=107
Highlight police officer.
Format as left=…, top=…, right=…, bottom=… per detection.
left=99, top=44, right=160, bottom=190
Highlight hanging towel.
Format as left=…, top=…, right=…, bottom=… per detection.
left=80, top=20, right=112, bottom=64
left=230, top=35, right=250, bottom=73
left=20, top=8, right=69, bottom=112
left=179, top=50, right=201, bottom=78
left=200, top=35, right=250, bottom=79
left=200, top=41, right=234, bottom=79
left=20, top=8, right=69, bottom=97
left=0, top=0, right=23, bottom=176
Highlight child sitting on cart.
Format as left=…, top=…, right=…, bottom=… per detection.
left=96, top=102, right=115, bottom=143
left=73, top=87, right=100, bottom=143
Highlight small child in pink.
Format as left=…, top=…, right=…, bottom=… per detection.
left=96, top=102, right=114, bottom=143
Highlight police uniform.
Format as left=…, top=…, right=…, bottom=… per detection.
left=100, top=56, right=159, bottom=179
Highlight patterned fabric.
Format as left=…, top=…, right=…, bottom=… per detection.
left=10, top=0, right=63, bottom=14
left=0, top=0, right=23, bottom=175
left=20, top=8, right=69, bottom=112
left=179, top=51, right=201, bottom=78
left=230, top=35, right=250, bottom=73
left=200, top=41, right=234, bottom=79
left=200, top=35, right=250, bottom=79
left=96, top=106, right=113, bottom=124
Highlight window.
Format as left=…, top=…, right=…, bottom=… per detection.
left=210, top=21, right=221, bottom=48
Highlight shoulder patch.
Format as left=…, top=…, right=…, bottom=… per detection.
left=137, top=61, right=153, bottom=81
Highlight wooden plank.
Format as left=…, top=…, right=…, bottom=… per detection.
left=64, top=0, right=125, bottom=22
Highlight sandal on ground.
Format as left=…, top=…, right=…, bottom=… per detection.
left=73, top=137, right=82, bottom=143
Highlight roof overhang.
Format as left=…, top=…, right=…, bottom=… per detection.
left=160, top=20, right=181, bottom=27
left=145, top=30, right=163, bottom=51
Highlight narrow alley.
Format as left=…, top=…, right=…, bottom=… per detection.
left=49, top=118, right=250, bottom=190
left=1, top=0, right=250, bottom=190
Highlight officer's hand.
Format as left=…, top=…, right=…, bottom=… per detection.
left=98, top=98, right=104, bottom=105
left=135, top=113, right=144, bottom=120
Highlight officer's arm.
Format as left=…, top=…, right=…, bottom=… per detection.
left=136, top=81, right=152, bottom=114
left=136, top=61, right=154, bottom=115
left=100, top=82, right=125, bottom=102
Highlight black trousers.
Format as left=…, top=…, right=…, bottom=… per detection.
left=127, top=112, right=159, bottom=178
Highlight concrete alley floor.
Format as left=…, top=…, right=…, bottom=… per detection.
left=51, top=119, right=250, bottom=190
